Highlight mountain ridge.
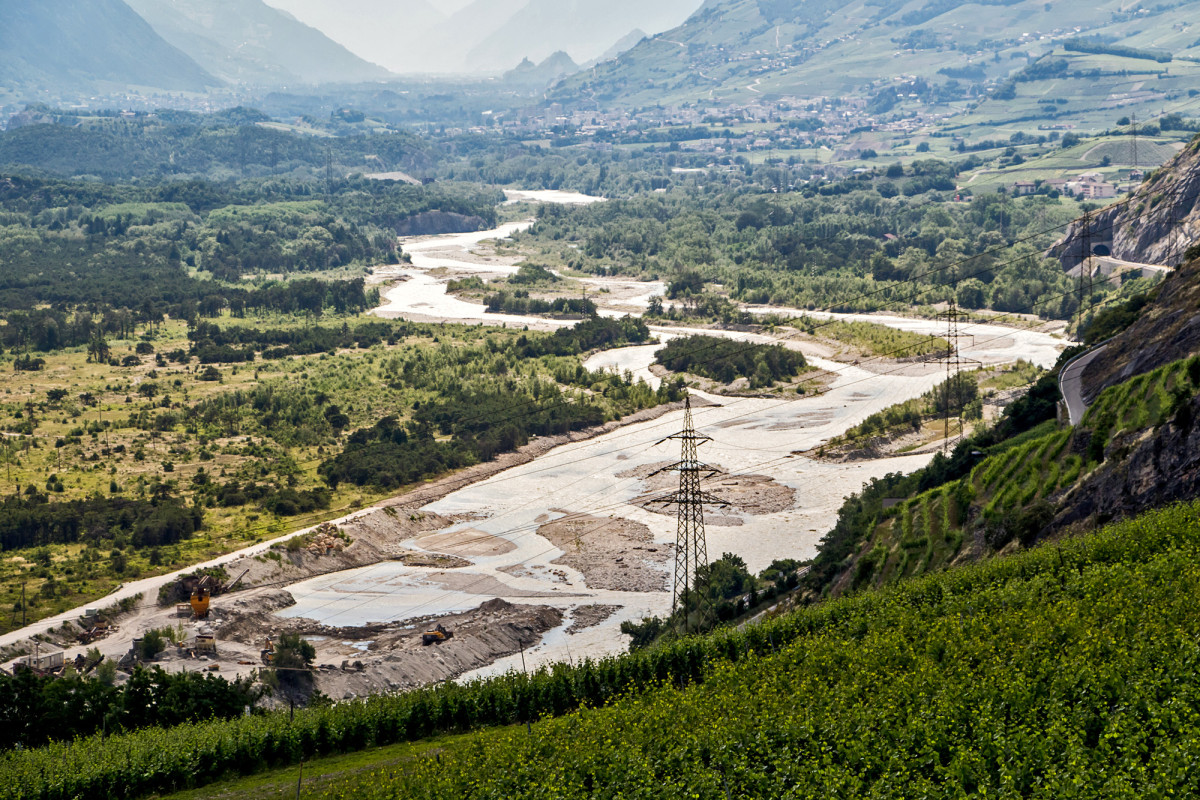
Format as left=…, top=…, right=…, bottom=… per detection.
left=0, top=0, right=218, bottom=94
left=124, top=0, right=391, bottom=86
left=550, top=0, right=1200, bottom=120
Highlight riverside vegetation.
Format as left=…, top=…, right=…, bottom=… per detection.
left=0, top=312, right=669, bottom=634
left=0, top=146, right=669, bottom=635
left=514, top=177, right=1097, bottom=320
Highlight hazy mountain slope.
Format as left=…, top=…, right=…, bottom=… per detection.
left=599, top=29, right=648, bottom=63
left=268, top=0, right=700, bottom=74
left=503, top=51, right=581, bottom=88
left=0, top=0, right=217, bottom=93
left=125, top=0, right=389, bottom=85
left=551, top=0, right=1200, bottom=110
left=262, top=0, right=445, bottom=72
left=465, top=0, right=701, bottom=72
left=415, top=0, right=529, bottom=73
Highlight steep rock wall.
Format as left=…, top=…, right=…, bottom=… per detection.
left=1051, top=134, right=1200, bottom=270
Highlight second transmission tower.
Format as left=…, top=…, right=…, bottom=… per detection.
left=937, top=262, right=978, bottom=453
left=653, top=395, right=727, bottom=633
left=937, top=302, right=971, bottom=452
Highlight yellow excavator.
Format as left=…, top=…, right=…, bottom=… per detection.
left=422, top=624, right=454, bottom=646
left=260, top=639, right=275, bottom=666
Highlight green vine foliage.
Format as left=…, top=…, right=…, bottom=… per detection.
left=6, top=499, right=1200, bottom=798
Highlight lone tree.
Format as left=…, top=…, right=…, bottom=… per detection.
left=273, top=633, right=316, bottom=693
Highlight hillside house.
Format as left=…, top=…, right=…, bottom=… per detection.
left=1077, top=181, right=1117, bottom=199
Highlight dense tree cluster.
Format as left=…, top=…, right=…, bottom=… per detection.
left=0, top=665, right=262, bottom=750
left=188, top=320, right=410, bottom=360
left=521, top=182, right=1085, bottom=319
left=0, top=173, right=502, bottom=335
left=0, top=495, right=202, bottom=551
left=656, top=335, right=807, bottom=388
left=0, top=109, right=432, bottom=181
left=484, top=291, right=596, bottom=316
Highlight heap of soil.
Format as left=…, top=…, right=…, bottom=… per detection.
left=537, top=514, right=669, bottom=592
left=620, top=462, right=796, bottom=523
left=567, top=604, right=621, bottom=634
left=233, top=508, right=465, bottom=589
left=315, top=599, right=562, bottom=699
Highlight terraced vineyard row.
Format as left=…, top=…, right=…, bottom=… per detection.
left=858, top=355, right=1200, bottom=586
left=9, top=496, right=1200, bottom=798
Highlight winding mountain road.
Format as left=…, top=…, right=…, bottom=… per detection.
left=1059, top=344, right=1108, bottom=425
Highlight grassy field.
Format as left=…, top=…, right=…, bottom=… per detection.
left=0, top=310, right=661, bottom=636
left=797, top=317, right=950, bottom=358
left=0, top=315, right=404, bottom=632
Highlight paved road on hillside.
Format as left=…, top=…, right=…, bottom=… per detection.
left=1093, top=255, right=1172, bottom=276
left=1060, top=345, right=1109, bottom=425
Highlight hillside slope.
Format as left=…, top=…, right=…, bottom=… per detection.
left=0, top=0, right=218, bottom=93
left=124, top=0, right=390, bottom=86
left=550, top=0, right=1200, bottom=120
left=799, top=134, right=1200, bottom=599
left=7, top=500, right=1200, bottom=798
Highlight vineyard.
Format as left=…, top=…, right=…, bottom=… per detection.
left=6, top=498, right=1200, bottom=798
left=850, top=354, right=1200, bottom=589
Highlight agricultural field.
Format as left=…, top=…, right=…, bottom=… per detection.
left=7, top=497, right=1200, bottom=798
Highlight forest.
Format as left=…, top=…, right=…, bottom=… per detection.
left=0, top=173, right=506, bottom=329
left=517, top=178, right=1089, bottom=319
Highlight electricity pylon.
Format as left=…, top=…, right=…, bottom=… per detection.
left=652, top=395, right=727, bottom=632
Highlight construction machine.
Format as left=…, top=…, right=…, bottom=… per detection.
left=189, top=583, right=212, bottom=619
left=260, top=639, right=275, bottom=666
left=179, top=567, right=250, bottom=620
left=421, top=624, right=454, bottom=646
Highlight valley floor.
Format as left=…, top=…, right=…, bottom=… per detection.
left=0, top=196, right=1068, bottom=699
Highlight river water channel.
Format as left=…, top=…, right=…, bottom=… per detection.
left=278, top=190, right=1067, bottom=679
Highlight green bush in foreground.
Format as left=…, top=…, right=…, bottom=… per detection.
left=5, top=501, right=1200, bottom=798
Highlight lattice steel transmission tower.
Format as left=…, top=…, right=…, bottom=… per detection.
left=653, top=395, right=727, bottom=632
left=936, top=259, right=979, bottom=453
left=936, top=303, right=969, bottom=453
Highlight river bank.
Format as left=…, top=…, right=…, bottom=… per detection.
left=1, top=190, right=1069, bottom=698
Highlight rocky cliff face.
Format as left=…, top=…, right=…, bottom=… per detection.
left=1051, top=134, right=1200, bottom=270
left=1054, top=391, right=1200, bottom=531
left=1080, top=255, right=1200, bottom=403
